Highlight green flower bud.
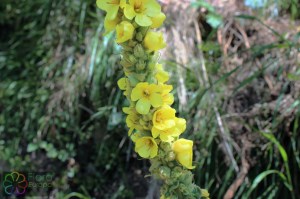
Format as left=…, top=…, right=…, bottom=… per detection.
left=136, top=60, right=146, bottom=71
left=128, top=55, right=137, bottom=64
left=201, top=189, right=210, bottom=199
left=128, top=40, right=137, bottom=48
left=133, top=44, right=145, bottom=58
left=167, top=162, right=175, bottom=168
left=127, top=75, right=139, bottom=87
left=121, top=53, right=137, bottom=68
left=166, top=151, right=175, bottom=161
left=159, top=166, right=171, bottom=179
left=120, top=44, right=133, bottom=52
left=120, top=56, right=133, bottom=68
left=134, top=73, right=146, bottom=82
left=139, top=118, right=147, bottom=126
left=171, top=167, right=183, bottom=178
left=135, top=32, right=144, bottom=42
left=138, top=27, right=149, bottom=35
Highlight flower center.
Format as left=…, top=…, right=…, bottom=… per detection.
left=143, top=89, right=150, bottom=97
left=118, top=30, right=124, bottom=37
left=146, top=139, right=153, bottom=147
left=156, top=112, right=163, bottom=123
left=134, top=1, right=144, bottom=13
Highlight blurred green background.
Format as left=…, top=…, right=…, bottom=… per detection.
left=0, top=0, right=300, bottom=198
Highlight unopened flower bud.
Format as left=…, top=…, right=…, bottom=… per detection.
left=139, top=118, right=147, bottom=126
left=134, top=44, right=145, bottom=58
left=135, top=32, right=144, bottom=42
left=135, top=73, right=146, bottom=82
left=201, top=189, right=210, bottom=199
left=120, top=56, right=133, bottom=68
left=159, top=166, right=170, bottom=179
left=128, top=55, right=137, bottom=64
left=128, top=40, right=137, bottom=48
left=166, top=151, right=175, bottom=161
left=136, top=61, right=146, bottom=71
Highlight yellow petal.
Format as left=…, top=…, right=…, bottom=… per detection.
left=161, top=84, right=173, bottom=94
left=120, top=0, right=126, bottom=8
left=144, top=0, right=161, bottom=17
left=144, top=31, right=166, bottom=51
left=173, top=139, right=195, bottom=169
left=156, top=70, right=169, bottom=83
left=151, top=12, right=166, bottom=28
left=128, top=128, right=134, bottom=136
left=173, top=138, right=193, bottom=152
left=117, top=78, right=127, bottom=90
left=130, top=131, right=142, bottom=142
left=122, top=107, right=130, bottom=114
left=150, top=93, right=163, bottom=107
left=201, top=189, right=210, bottom=199
left=175, top=118, right=186, bottom=133
left=106, top=5, right=119, bottom=20
left=135, top=14, right=152, bottom=27
left=160, top=132, right=174, bottom=142
left=116, top=21, right=135, bottom=43
left=124, top=4, right=136, bottom=20
left=96, top=0, right=109, bottom=11
left=137, top=144, right=151, bottom=158
left=151, top=127, right=160, bottom=138
left=131, top=86, right=143, bottom=101
left=135, top=137, right=158, bottom=158
left=150, top=145, right=158, bottom=158
left=153, top=105, right=176, bottom=130
left=164, top=119, right=176, bottom=129
left=104, top=15, right=120, bottom=34
left=163, top=93, right=174, bottom=105
left=177, top=151, right=195, bottom=169
left=136, top=98, right=151, bottom=114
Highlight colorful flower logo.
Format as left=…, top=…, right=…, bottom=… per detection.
left=2, top=172, right=28, bottom=195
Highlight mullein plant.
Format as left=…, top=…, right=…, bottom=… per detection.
left=97, top=0, right=209, bottom=198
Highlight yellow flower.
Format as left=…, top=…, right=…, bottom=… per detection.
left=152, top=118, right=186, bottom=142
left=116, top=21, right=135, bottom=43
left=155, top=64, right=169, bottom=83
left=173, top=139, right=195, bottom=169
left=130, top=130, right=143, bottom=142
left=117, top=77, right=127, bottom=90
left=123, top=107, right=144, bottom=132
left=160, top=84, right=174, bottom=105
left=151, top=12, right=166, bottom=28
left=152, top=105, right=176, bottom=130
left=96, top=0, right=126, bottom=20
left=104, top=15, right=121, bottom=34
left=131, top=82, right=163, bottom=114
left=201, top=189, right=210, bottom=199
left=124, top=0, right=161, bottom=26
left=135, top=136, right=158, bottom=158
left=118, top=77, right=132, bottom=96
left=144, top=31, right=166, bottom=51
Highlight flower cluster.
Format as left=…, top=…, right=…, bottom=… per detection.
left=97, top=0, right=208, bottom=198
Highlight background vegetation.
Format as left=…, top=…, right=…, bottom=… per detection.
left=0, top=0, right=299, bottom=198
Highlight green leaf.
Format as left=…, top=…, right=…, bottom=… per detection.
left=245, top=170, right=291, bottom=198
left=260, top=132, right=288, bottom=162
left=287, top=73, right=300, bottom=81
left=206, top=13, right=222, bottom=29
left=200, top=41, right=220, bottom=52
left=27, top=143, right=38, bottom=152
left=191, top=1, right=215, bottom=12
